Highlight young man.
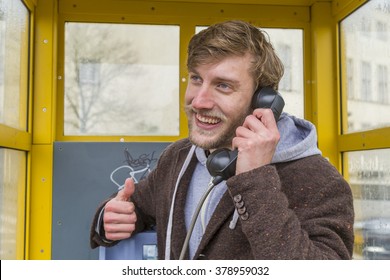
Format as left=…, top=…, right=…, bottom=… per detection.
left=90, top=20, right=354, bottom=259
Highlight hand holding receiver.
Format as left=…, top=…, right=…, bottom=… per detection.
left=233, top=108, right=281, bottom=175
left=206, top=87, right=284, bottom=181
left=103, top=178, right=137, bottom=241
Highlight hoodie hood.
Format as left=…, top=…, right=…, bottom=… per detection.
left=272, top=112, right=321, bottom=163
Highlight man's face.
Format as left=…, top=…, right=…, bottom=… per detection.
left=185, top=53, right=255, bottom=150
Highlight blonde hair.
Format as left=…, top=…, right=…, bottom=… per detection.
left=187, top=20, right=284, bottom=90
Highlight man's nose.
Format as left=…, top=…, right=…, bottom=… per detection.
left=191, top=85, right=214, bottom=110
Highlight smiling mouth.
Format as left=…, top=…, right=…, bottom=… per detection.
left=196, top=113, right=221, bottom=125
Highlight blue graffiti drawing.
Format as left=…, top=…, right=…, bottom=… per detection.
left=110, top=149, right=158, bottom=190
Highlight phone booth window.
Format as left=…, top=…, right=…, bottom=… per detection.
left=0, top=0, right=29, bottom=131
left=64, top=23, right=180, bottom=136
left=0, top=148, right=27, bottom=259
left=263, top=28, right=304, bottom=119
left=345, top=149, right=390, bottom=260
left=340, top=0, right=390, bottom=133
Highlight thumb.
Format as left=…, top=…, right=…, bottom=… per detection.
left=115, top=178, right=135, bottom=201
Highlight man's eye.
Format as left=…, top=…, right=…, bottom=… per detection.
left=217, top=83, right=231, bottom=91
left=190, top=75, right=201, bottom=83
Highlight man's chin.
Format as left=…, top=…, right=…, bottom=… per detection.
left=188, top=134, right=230, bottom=151
left=189, top=135, right=212, bottom=150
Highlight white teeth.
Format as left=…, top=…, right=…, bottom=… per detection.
left=196, top=114, right=220, bottom=124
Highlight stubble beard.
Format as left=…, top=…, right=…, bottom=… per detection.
left=185, top=105, right=252, bottom=151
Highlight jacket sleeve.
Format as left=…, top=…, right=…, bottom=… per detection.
left=89, top=171, right=159, bottom=249
left=90, top=177, right=162, bottom=249
left=89, top=140, right=190, bottom=250
left=226, top=155, right=354, bottom=259
left=90, top=197, right=117, bottom=249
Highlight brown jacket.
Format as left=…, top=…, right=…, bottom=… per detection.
left=90, top=138, right=354, bottom=259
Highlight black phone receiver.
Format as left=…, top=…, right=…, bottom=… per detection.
left=206, top=87, right=285, bottom=184
left=251, top=87, right=284, bottom=121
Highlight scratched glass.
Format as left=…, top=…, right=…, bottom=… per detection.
left=64, top=23, right=180, bottom=136
left=0, top=148, right=27, bottom=259
left=196, top=26, right=304, bottom=118
left=340, top=0, right=390, bottom=133
left=0, top=0, right=29, bottom=130
left=346, top=149, right=390, bottom=260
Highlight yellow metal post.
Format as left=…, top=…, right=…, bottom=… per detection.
left=29, top=0, right=58, bottom=259
left=310, top=2, right=340, bottom=169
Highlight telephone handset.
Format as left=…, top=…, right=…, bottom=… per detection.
left=206, top=87, right=285, bottom=185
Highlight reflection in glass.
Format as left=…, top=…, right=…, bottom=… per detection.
left=340, top=0, right=390, bottom=133
left=0, top=148, right=26, bottom=259
left=64, top=23, right=180, bottom=136
left=264, top=28, right=304, bottom=119
left=0, top=0, right=29, bottom=130
left=346, top=149, right=390, bottom=259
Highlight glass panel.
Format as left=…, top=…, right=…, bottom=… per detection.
left=346, top=149, right=390, bottom=260
left=64, top=23, right=180, bottom=136
left=340, top=0, right=390, bottom=133
left=0, top=148, right=26, bottom=259
left=263, top=28, right=304, bottom=119
left=196, top=26, right=304, bottom=118
left=0, top=0, right=29, bottom=130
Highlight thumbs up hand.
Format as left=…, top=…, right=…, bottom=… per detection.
left=103, top=178, right=137, bottom=241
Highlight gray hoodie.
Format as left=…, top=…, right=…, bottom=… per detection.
left=167, top=113, right=322, bottom=259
